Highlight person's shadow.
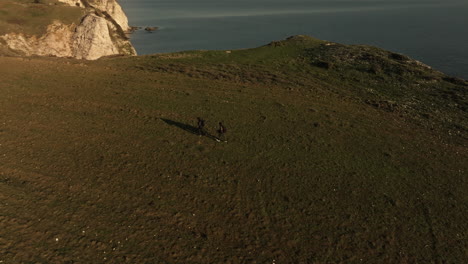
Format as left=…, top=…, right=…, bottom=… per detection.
left=161, top=118, right=220, bottom=141
left=161, top=118, right=199, bottom=135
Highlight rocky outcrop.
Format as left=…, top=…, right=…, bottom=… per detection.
left=145, top=27, right=159, bottom=32
left=0, top=0, right=136, bottom=60
left=74, top=12, right=136, bottom=60
left=58, top=0, right=131, bottom=32
left=73, top=14, right=126, bottom=60
left=1, top=21, right=75, bottom=57
left=90, top=0, right=131, bottom=32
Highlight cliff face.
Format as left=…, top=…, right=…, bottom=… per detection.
left=59, top=0, right=130, bottom=32
left=73, top=13, right=134, bottom=60
left=0, top=0, right=136, bottom=60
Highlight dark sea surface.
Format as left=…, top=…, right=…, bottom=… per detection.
left=119, top=0, right=468, bottom=79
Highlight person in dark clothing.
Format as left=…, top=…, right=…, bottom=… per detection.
left=197, top=117, right=206, bottom=136
left=217, top=122, right=227, bottom=142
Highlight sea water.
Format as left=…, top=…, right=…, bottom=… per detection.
left=119, top=0, right=468, bottom=79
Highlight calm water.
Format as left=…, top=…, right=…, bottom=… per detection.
left=119, top=0, right=468, bottom=79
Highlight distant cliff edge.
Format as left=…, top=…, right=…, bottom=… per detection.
left=0, top=0, right=136, bottom=60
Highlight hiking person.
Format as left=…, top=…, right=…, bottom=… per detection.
left=217, top=122, right=227, bottom=142
left=197, top=117, right=206, bottom=136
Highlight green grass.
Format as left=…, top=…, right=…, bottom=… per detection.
left=0, top=36, right=467, bottom=263
left=109, top=35, right=467, bottom=139
left=0, top=0, right=84, bottom=36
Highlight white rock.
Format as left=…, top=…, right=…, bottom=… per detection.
left=73, top=14, right=119, bottom=60
left=91, top=0, right=131, bottom=32
left=0, top=0, right=136, bottom=60
left=0, top=21, right=74, bottom=57
left=58, top=0, right=130, bottom=31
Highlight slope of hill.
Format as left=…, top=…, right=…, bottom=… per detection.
left=0, top=36, right=466, bottom=263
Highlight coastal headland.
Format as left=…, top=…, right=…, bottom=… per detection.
left=0, top=2, right=467, bottom=263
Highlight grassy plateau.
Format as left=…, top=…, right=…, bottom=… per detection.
left=0, top=36, right=467, bottom=263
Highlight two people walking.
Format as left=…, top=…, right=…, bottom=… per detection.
left=197, top=117, right=227, bottom=142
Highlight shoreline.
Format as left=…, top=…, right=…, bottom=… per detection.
left=121, top=1, right=468, bottom=79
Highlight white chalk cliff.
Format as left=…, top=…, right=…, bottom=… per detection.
left=0, top=0, right=136, bottom=60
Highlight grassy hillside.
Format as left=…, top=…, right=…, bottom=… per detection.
left=0, top=36, right=467, bottom=263
left=0, top=0, right=84, bottom=36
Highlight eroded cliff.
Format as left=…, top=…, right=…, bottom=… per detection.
left=0, top=0, right=136, bottom=60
